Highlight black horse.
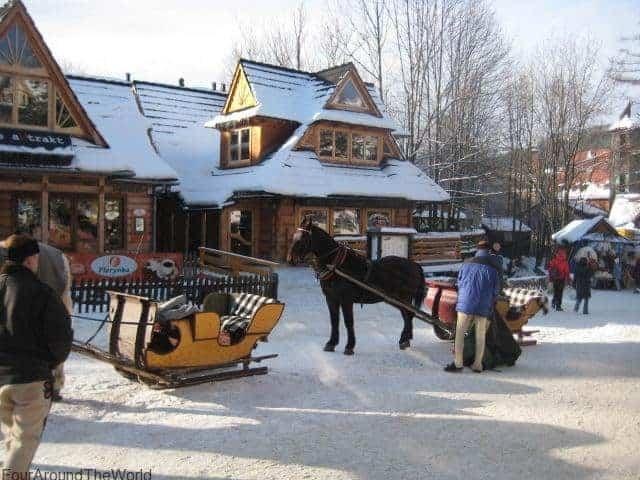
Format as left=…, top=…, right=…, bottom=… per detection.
left=287, top=217, right=426, bottom=355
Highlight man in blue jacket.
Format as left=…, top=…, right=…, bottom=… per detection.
left=445, top=240, right=501, bottom=373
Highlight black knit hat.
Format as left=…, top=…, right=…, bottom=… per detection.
left=4, top=235, right=39, bottom=263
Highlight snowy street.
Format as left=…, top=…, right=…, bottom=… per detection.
left=31, top=267, right=640, bottom=480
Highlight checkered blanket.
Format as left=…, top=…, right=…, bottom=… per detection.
left=502, top=287, right=549, bottom=315
left=221, top=293, right=276, bottom=331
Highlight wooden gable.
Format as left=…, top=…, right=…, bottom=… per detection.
left=324, top=67, right=381, bottom=118
left=0, top=1, right=107, bottom=146
left=222, top=63, right=257, bottom=114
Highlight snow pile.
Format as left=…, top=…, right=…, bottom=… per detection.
left=67, top=77, right=178, bottom=180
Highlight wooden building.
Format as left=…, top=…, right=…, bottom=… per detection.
left=155, top=59, right=449, bottom=260
left=0, top=1, right=177, bottom=253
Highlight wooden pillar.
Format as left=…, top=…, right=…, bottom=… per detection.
left=41, top=176, right=49, bottom=243
left=98, top=177, right=105, bottom=253
left=201, top=211, right=207, bottom=247
left=184, top=211, right=190, bottom=255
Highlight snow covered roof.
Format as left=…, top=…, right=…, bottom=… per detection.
left=569, top=200, right=608, bottom=218
left=135, top=60, right=448, bottom=207
left=133, top=80, right=227, bottom=202
left=609, top=101, right=640, bottom=131
left=551, top=215, right=622, bottom=244
left=609, top=193, right=640, bottom=229
left=172, top=125, right=448, bottom=206
left=568, top=182, right=611, bottom=201
left=207, top=60, right=400, bottom=132
left=481, top=216, right=531, bottom=232
left=66, top=76, right=178, bottom=181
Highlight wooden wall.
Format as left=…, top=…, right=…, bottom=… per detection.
left=124, top=190, right=154, bottom=253
left=0, top=191, right=11, bottom=239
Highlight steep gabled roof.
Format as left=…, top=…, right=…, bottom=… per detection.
left=210, top=59, right=399, bottom=131
left=0, top=0, right=107, bottom=146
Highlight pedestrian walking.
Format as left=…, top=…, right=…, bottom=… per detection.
left=574, top=257, right=594, bottom=314
left=613, top=257, right=623, bottom=291
left=0, top=234, right=73, bottom=476
left=547, top=247, right=571, bottom=311
left=445, top=240, right=500, bottom=373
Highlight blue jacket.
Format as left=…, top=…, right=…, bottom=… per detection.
left=456, top=251, right=501, bottom=317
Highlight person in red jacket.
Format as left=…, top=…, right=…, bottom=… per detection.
left=547, top=247, right=571, bottom=311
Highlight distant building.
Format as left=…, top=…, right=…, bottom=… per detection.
left=610, top=101, right=640, bottom=198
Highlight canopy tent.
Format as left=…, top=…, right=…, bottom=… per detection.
left=552, top=216, right=634, bottom=263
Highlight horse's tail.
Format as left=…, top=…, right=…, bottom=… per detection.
left=413, top=263, right=426, bottom=312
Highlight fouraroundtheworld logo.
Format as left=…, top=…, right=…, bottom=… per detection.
left=2, top=469, right=152, bottom=480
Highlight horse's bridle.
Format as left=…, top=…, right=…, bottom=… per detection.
left=296, top=227, right=349, bottom=281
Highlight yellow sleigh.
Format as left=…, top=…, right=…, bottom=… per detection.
left=73, top=249, right=285, bottom=388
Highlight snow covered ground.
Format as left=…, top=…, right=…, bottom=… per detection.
left=22, top=267, right=640, bottom=479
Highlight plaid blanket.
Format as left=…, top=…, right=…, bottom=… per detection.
left=502, top=287, right=549, bottom=316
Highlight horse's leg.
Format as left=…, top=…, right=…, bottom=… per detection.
left=342, top=301, right=356, bottom=355
left=399, top=309, right=413, bottom=350
left=324, top=297, right=340, bottom=352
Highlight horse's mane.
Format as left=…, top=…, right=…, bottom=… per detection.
left=310, top=225, right=338, bottom=254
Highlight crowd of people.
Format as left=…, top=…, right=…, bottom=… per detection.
left=546, top=244, right=640, bottom=313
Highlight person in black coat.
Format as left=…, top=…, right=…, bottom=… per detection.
left=0, top=234, right=73, bottom=476
left=573, top=257, right=594, bottom=315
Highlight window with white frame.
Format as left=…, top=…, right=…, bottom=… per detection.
left=229, top=128, right=251, bottom=163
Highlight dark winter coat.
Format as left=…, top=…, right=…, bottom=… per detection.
left=574, top=260, right=594, bottom=300
left=0, top=263, right=73, bottom=385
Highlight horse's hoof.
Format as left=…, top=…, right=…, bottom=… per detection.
left=323, top=343, right=336, bottom=352
left=399, top=340, right=410, bottom=350
left=344, top=347, right=355, bottom=356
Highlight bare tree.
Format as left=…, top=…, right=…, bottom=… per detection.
left=322, top=0, right=389, bottom=101
left=229, top=2, right=311, bottom=71
left=388, top=0, right=509, bottom=222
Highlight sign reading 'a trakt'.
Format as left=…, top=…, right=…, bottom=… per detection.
left=0, top=127, right=72, bottom=150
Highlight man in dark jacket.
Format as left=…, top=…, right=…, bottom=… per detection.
left=0, top=234, right=73, bottom=476
left=1, top=239, right=72, bottom=401
left=445, top=240, right=501, bottom=373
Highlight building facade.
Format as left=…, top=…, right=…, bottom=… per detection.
left=0, top=1, right=177, bottom=254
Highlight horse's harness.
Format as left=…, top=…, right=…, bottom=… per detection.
left=298, top=227, right=371, bottom=282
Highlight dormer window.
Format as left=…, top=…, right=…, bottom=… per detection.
left=318, top=128, right=380, bottom=165
left=335, top=79, right=365, bottom=109
left=229, top=128, right=250, bottom=163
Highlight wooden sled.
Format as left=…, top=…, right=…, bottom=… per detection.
left=73, top=290, right=284, bottom=389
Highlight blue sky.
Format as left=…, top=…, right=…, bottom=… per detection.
left=23, top=0, right=640, bottom=90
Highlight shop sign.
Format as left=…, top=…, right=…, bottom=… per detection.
left=0, top=128, right=72, bottom=151
left=90, top=255, right=138, bottom=278
left=68, top=252, right=183, bottom=281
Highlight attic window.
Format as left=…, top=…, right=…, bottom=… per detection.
left=56, top=92, right=78, bottom=130
left=230, top=128, right=250, bottom=163
left=335, top=79, right=365, bottom=109
left=0, top=24, right=43, bottom=69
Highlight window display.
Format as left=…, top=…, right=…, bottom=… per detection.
left=333, top=209, right=360, bottom=235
